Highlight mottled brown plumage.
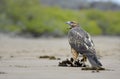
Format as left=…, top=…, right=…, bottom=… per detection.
left=66, top=21, right=102, bottom=68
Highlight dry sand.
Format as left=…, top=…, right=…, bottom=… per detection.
left=0, top=34, right=120, bottom=79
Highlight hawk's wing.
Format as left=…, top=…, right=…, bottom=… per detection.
left=68, top=27, right=94, bottom=51
left=83, top=32, right=95, bottom=50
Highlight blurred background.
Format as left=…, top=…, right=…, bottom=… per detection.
left=0, top=1, right=120, bottom=78
left=0, top=0, right=120, bottom=37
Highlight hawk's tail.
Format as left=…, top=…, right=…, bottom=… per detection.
left=86, top=52, right=102, bottom=67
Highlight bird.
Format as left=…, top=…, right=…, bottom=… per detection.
left=66, top=21, right=102, bottom=69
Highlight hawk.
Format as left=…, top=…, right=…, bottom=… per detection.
left=66, top=21, right=102, bottom=68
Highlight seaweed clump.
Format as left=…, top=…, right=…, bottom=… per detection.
left=58, top=58, right=86, bottom=67
left=39, top=55, right=60, bottom=60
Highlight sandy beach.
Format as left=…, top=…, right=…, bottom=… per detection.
left=0, top=34, right=120, bottom=79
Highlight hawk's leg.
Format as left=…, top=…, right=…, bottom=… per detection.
left=81, top=55, right=87, bottom=62
left=71, top=48, right=79, bottom=61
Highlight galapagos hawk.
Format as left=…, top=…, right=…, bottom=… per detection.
left=66, top=21, right=102, bottom=68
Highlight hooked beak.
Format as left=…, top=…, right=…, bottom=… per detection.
left=66, top=21, right=71, bottom=25
left=66, top=21, right=72, bottom=29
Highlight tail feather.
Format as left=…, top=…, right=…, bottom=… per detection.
left=86, top=52, right=102, bottom=67
left=94, top=55, right=102, bottom=66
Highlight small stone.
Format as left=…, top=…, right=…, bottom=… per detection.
left=92, top=70, right=95, bottom=73
left=96, top=70, right=99, bottom=72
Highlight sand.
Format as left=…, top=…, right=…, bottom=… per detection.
left=0, top=34, right=120, bottom=79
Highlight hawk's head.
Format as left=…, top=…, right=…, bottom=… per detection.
left=66, top=21, right=79, bottom=29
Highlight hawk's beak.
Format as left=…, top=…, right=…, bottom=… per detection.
left=66, top=21, right=71, bottom=25
left=66, top=21, right=72, bottom=29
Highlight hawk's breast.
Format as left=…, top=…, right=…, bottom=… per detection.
left=68, top=27, right=87, bottom=53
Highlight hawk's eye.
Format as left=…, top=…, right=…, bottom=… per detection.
left=71, top=22, right=74, bottom=23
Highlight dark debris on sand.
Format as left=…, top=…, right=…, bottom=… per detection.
left=58, top=58, right=105, bottom=71
left=81, top=67, right=105, bottom=70
left=39, top=55, right=61, bottom=60
left=58, top=58, right=86, bottom=67
left=0, top=72, right=7, bottom=74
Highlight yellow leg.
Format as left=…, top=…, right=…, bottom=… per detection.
left=81, top=55, right=87, bottom=62
left=71, top=48, right=79, bottom=61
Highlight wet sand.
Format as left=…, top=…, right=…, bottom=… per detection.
left=0, top=34, right=120, bottom=79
